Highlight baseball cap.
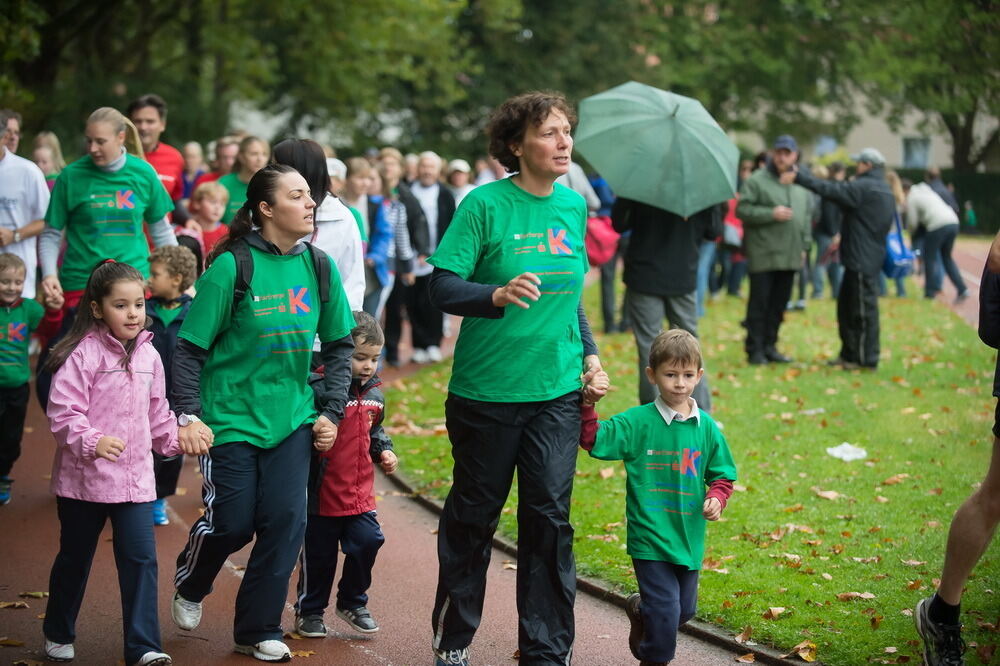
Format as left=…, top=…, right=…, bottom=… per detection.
left=773, top=135, right=798, bottom=152
left=326, top=158, right=347, bottom=180
left=850, top=147, right=886, bottom=167
left=447, top=158, right=471, bottom=174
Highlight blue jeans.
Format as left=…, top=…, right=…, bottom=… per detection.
left=695, top=240, right=717, bottom=318
left=923, top=225, right=966, bottom=298
left=811, top=233, right=843, bottom=298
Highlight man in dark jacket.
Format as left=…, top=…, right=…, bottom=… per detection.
left=794, top=147, right=895, bottom=369
left=612, top=198, right=718, bottom=409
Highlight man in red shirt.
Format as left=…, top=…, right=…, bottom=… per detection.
left=127, top=94, right=184, bottom=203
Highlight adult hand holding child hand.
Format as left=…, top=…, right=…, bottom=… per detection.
left=179, top=422, right=213, bottom=455
left=96, top=435, right=126, bottom=462
left=312, top=415, right=337, bottom=452
left=581, top=355, right=609, bottom=404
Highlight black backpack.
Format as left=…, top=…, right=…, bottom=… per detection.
left=228, top=238, right=331, bottom=319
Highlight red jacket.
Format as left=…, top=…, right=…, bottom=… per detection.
left=308, top=376, right=393, bottom=517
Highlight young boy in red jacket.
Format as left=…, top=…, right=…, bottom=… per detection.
left=295, top=310, right=398, bottom=638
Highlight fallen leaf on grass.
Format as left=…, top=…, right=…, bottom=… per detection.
left=836, top=592, right=876, bottom=601
left=780, top=639, right=817, bottom=661
left=18, top=592, right=47, bottom=599
left=811, top=487, right=841, bottom=501
left=875, top=496, right=890, bottom=503
left=0, top=637, right=26, bottom=647
left=906, top=580, right=923, bottom=590
left=821, top=573, right=833, bottom=581
left=901, top=559, right=926, bottom=567
left=599, top=467, right=615, bottom=480
left=736, top=654, right=756, bottom=663
left=784, top=503, right=804, bottom=513
left=762, top=607, right=786, bottom=619
left=586, top=533, right=620, bottom=543
left=735, top=625, right=753, bottom=643
left=0, top=602, right=29, bottom=609
left=976, top=644, right=996, bottom=663
left=884, top=646, right=898, bottom=653
left=883, top=473, right=910, bottom=485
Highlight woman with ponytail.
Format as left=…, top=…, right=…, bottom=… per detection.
left=170, top=164, right=356, bottom=662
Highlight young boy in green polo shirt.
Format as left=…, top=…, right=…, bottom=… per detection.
left=581, top=329, right=737, bottom=666
left=0, top=253, right=64, bottom=504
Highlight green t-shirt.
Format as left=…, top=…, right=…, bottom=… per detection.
left=428, top=178, right=588, bottom=402
left=590, top=403, right=738, bottom=570
left=152, top=301, right=183, bottom=328
left=348, top=204, right=368, bottom=242
left=46, top=155, right=174, bottom=290
left=0, top=298, right=44, bottom=387
left=219, top=172, right=247, bottom=224
left=178, top=244, right=355, bottom=448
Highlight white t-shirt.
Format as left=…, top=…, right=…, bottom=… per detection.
left=310, top=194, right=365, bottom=311
left=410, top=181, right=440, bottom=278
left=0, top=149, right=49, bottom=298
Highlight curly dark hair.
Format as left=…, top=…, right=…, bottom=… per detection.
left=486, top=91, right=576, bottom=174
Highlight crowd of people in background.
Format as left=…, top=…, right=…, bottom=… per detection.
left=0, top=92, right=988, bottom=666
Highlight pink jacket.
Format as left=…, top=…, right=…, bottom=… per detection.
left=47, top=328, right=180, bottom=503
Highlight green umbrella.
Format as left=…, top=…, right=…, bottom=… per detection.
left=575, top=81, right=739, bottom=218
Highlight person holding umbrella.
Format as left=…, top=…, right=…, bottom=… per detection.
left=736, top=135, right=812, bottom=365
left=426, top=91, right=608, bottom=666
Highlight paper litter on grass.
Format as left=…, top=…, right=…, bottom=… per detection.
left=826, top=442, right=867, bottom=461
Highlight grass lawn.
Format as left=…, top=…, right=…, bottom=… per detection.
left=384, top=276, right=999, bottom=665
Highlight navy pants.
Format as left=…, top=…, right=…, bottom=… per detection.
left=633, top=558, right=699, bottom=663
left=44, top=498, right=162, bottom=664
left=174, top=426, right=312, bottom=645
left=837, top=269, right=881, bottom=367
left=296, top=511, right=385, bottom=616
left=0, top=383, right=29, bottom=477
left=432, top=391, right=580, bottom=665
left=923, top=225, right=967, bottom=298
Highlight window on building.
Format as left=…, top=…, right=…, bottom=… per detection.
left=903, top=137, right=931, bottom=169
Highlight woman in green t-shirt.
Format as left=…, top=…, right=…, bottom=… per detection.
left=169, top=164, right=355, bottom=662
left=426, top=92, right=610, bottom=666
left=218, top=136, right=270, bottom=225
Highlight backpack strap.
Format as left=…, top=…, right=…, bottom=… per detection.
left=229, top=238, right=254, bottom=319
left=304, top=241, right=331, bottom=305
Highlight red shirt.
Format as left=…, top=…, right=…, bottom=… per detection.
left=145, top=142, right=185, bottom=202
left=193, top=171, right=222, bottom=189
left=201, top=224, right=229, bottom=254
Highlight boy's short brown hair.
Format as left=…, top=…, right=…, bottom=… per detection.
left=0, top=253, right=26, bottom=275
left=351, top=310, right=384, bottom=347
left=648, top=329, right=702, bottom=370
left=149, top=245, right=198, bottom=292
left=191, top=181, right=229, bottom=206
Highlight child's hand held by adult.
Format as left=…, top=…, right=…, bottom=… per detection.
left=702, top=497, right=722, bottom=521
left=581, top=355, right=609, bottom=404
left=179, top=422, right=213, bottom=455
left=492, top=272, right=541, bottom=309
left=96, top=435, right=126, bottom=462
left=312, top=415, right=337, bottom=452
left=380, top=450, right=398, bottom=474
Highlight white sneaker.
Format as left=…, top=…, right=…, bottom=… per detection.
left=171, top=591, right=202, bottom=630
left=44, top=638, right=75, bottom=661
left=426, top=345, right=442, bottom=362
left=133, top=651, right=172, bottom=665
left=234, top=640, right=291, bottom=662
left=411, top=348, right=429, bottom=364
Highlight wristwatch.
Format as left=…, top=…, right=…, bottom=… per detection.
left=178, top=414, right=201, bottom=427
left=12, top=229, right=21, bottom=243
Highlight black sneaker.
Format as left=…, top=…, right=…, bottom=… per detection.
left=294, top=614, right=327, bottom=638
left=625, top=593, right=644, bottom=660
left=914, top=596, right=966, bottom=665
left=336, top=606, right=379, bottom=633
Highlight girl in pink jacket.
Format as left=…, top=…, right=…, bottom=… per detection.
left=40, top=260, right=208, bottom=666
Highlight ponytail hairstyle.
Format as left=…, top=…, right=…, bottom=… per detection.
left=271, top=138, right=329, bottom=210
left=45, top=260, right=149, bottom=374
left=232, top=135, right=268, bottom=177
left=206, top=163, right=298, bottom=266
left=87, top=107, right=145, bottom=160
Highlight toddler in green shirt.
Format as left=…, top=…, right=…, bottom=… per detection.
left=581, top=329, right=737, bottom=665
